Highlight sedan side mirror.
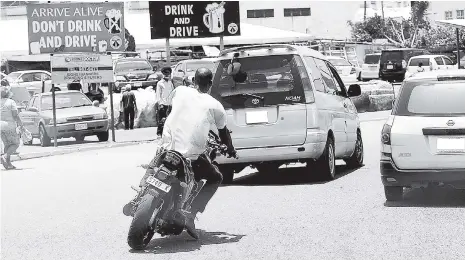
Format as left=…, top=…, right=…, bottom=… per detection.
left=347, top=84, right=362, bottom=97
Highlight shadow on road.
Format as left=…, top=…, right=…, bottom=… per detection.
left=385, top=186, right=465, bottom=208
left=131, top=230, right=245, bottom=254
left=228, top=164, right=360, bottom=187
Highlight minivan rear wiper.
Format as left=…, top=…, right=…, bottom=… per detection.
left=225, top=93, right=264, bottom=100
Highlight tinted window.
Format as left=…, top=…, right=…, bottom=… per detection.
left=434, top=57, right=444, bottom=65
left=303, top=57, right=326, bottom=92
left=41, top=92, right=92, bottom=110
left=21, top=73, right=34, bottom=82
left=186, top=62, right=215, bottom=72
left=313, top=58, right=338, bottom=94
left=364, top=54, right=380, bottom=64
left=115, top=61, right=152, bottom=72
left=394, top=81, right=465, bottom=116
left=380, top=51, right=403, bottom=63
left=212, top=54, right=306, bottom=108
left=410, top=58, right=430, bottom=66
left=6, top=72, right=22, bottom=82
left=443, top=57, right=454, bottom=65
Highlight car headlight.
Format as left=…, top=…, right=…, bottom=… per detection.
left=49, top=118, right=67, bottom=124
left=115, top=76, right=126, bottom=82
left=94, top=113, right=107, bottom=120
left=147, top=73, right=158, bottom=80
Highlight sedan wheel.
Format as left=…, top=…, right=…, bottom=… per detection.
left=39, top=125, right=51, bottom=147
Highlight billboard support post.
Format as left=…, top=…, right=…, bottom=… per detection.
left=107, top=53, right=116, bottom=143
left=220, top=35, right=224, bottom=51
left=50, top=53, right=58, bottom=147
left=166, top=38, right=171, bottom=67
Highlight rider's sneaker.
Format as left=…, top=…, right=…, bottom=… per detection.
left=185, top=214, right=199, bottom=240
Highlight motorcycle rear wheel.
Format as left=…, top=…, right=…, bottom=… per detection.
left=127, top=193, right=160, bottom=250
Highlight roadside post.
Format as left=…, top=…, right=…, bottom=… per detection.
left=27, top=2, right=125, bottom=144
left=148, top=1, right=241, bottom=57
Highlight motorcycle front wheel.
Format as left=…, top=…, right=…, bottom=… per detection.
left=127, top=193, right=160, bottom=250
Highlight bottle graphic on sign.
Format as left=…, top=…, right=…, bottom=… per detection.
left=203, top=2, right=225, bottom=34
left=104, top=9, right=122, bottom=34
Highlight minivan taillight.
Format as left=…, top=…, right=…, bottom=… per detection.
left=381, top=124, right=392, bottom=145
left=402, top=60, right=407, bottom=68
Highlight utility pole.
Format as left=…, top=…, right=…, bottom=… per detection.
left=364, top=1, right=367, bottom=21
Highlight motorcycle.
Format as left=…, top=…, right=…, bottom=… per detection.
left=123, top=130, right=237, bottom=250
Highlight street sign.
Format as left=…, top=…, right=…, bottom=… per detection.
left=50, top=54, right=113, bottom=84
left=149, top=1, right=241, bottom=39
left=26, top=2, right=125, bottom=54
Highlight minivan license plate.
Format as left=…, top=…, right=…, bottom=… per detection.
left=75, top=123, right=88, bottom=130
left=146, top=176, right=171, bottom=193
left=387, top=65, right=394, bottom=69
left=437, top=138, right=465, bottom=153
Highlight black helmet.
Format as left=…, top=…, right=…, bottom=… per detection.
left=194, top=68, right=213, bottom=87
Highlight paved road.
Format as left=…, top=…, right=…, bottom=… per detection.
left=2, top=120, right=464, bottom=260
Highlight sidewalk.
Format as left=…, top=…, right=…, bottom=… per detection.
left=11, top=127, right=159, bottom=162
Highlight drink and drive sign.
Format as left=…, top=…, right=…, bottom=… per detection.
left=51, top=54, right=113, bottom=84
left=26, top=2, right=125, bottom=54
left=149, top=1, right=241, bottom=39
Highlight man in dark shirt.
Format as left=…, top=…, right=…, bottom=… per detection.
left=120, top=85, right=138, bottom=130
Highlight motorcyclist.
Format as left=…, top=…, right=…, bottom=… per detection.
left=159, top=68, right=236, bottom=239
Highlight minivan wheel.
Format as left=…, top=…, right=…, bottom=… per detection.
left=384, top=186, right=403, bottom=201
left=315, top=137, right=336, bottom=181
left=344, top=131, right=364, bottom=168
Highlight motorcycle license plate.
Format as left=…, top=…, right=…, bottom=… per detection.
left=146, top=176, right=171, bottom=193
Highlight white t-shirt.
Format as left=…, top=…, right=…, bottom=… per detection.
left=155, top=80, right=175, bottom=105
left=160, top=86, right=227, bottom=159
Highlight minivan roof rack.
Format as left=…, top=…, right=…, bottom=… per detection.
left=219, top=44, right=297, bottom=56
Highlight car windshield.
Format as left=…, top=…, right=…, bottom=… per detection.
left=186, top=62, right=215, bottom=72
left=115, top=61, right=152, bottom=72
left=6, top=72, right=22, bottom=82
left=41, top=92, right=92, bottom=110
left=409, top=58, right=430, bottom=66
left=211, top=54, right=306, bottom=108
left=365, top=55, right=380, bottom=64
left=395, top=81, right=465, bottom=116
left=328, top=58, right=351, bottom=66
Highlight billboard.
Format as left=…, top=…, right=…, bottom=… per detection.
left=51, top=54, right=113, bottom=84
left=27, top=2, right=125, bottom=54
left=149, top=1, right=241, bottom=39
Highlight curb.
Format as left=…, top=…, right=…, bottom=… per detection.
left=10, top=139, right=157, bottom=162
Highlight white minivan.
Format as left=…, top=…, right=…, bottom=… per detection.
left=404, top=55, right=455, bottom=79
left=356, top=53, right=381, bottom=81
left=211, top=44, right=364, bottom=183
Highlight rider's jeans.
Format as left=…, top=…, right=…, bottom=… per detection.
left=190, top=153, right=223, bottom=214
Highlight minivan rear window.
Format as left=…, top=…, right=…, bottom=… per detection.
left=212, top=54, right=306, bottom=108
left=394, top=82, right=465, bottom=116
left=409, top=58, right=430, bottom=66
left=364, top=54, right=380, bottom=64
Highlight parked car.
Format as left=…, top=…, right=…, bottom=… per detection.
left=379, top=48, right=429, bottom=82
left=113, top=58, right=159, bottom=93
left=19, top=90, right=110, bottom=147
left=327, top=57, right=357, bottom=77
left=404, top=55, right=456, bottom=78
left=211, top=44, right=363, bottom=183
left=356, top=53, right=381, bottom=81
left=171, top=58, right=217, bottom=87
left=5, top=70, right=63, bottom=95
left=380, top=69, right=465, bottom=201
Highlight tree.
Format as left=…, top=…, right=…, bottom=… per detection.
left=348, top=1, right=430, bottom=47
left=125, top=28, right=136, bottom=52
left=422, top=26, right=465, bottom=50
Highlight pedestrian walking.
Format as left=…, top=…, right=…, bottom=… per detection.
left=0, top=80, right=25, bottom=170
left=120, top=85, right=138, bottom=130
left=155, top=67, right=175, bottom=136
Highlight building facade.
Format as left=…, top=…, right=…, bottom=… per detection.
left=427, top=1, right=465, bottom=24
